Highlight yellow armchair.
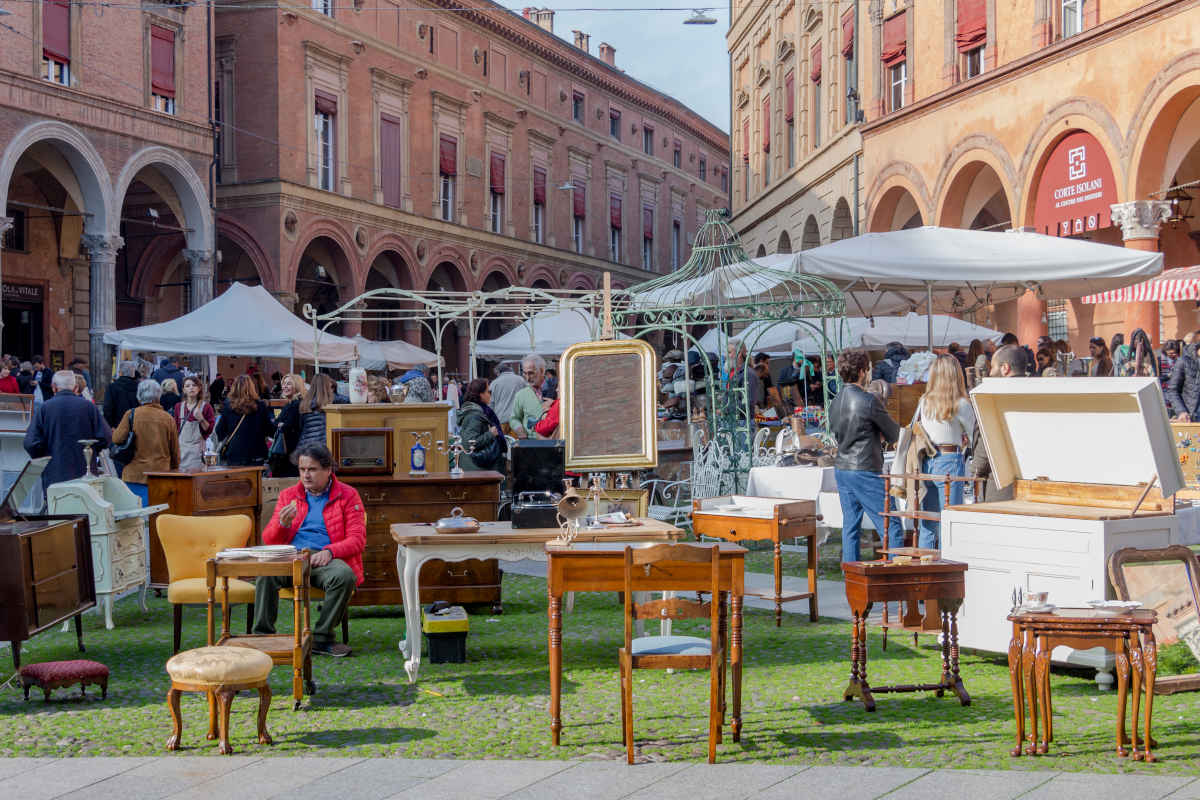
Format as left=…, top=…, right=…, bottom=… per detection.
left=159, top=514, right=257, bottom=653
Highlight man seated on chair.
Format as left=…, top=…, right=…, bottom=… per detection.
left=254, top=442, right=365, bottom=657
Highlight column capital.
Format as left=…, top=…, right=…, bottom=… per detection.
left=1109, top=201, right=1172, bottom=242
left=0, top=216, right=13, bottom=235
left=182, top=248, right=215, bottom=275
left=80, top=234, right=125, bottom=260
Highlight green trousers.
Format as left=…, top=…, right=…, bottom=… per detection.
left=253, top=559, right=356, bottom=644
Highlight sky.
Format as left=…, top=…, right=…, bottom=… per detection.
left=522, top=2, right=732, bottom=133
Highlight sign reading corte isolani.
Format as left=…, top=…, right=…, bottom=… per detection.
left=1033, top=131, right=1118, bottom=237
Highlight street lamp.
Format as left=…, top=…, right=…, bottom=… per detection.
left=683, top=9, right=717, bottom=25
left=1165, top=180, right=1193, bottom=227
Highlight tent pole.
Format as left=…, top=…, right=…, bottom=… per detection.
left=926, top=283, right=934, bottom=352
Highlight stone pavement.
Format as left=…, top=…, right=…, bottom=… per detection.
left=1, top=757, right=1198, bottom=800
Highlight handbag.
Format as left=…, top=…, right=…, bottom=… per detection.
left=110, top=409, right=137, bottom=466
left=471, top=434, right=504, bottom=470
left=217, top=412, right=246, bottom=464
left=266, top=423, right=290, bottom=475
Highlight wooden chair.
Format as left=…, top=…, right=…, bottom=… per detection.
left=619, top=543, right=726, bottom=764
left=159, top=514, right=255, bottom=654
left=276, top=509, right=363, bottom=645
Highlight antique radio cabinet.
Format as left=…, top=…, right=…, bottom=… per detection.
left=942, top=378, right=1185, bottom=676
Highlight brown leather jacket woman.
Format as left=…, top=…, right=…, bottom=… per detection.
left=113, top=401, right=180, bottom=483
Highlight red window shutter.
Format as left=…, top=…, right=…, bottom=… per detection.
left=151, top=26, right=175, bottom=98
left=533, top=167, right=546, bottom=205
left=610, top=194, right=622, bottom=229
left=490, top=152, right=505, bottom=194
left=380, top=114, right=402, bottom=208
left=673, top=139, right=681, bottom=152
left=810, top=44, right=822, bottom=83
left=610, top=108, right=620, bottom=119
left=881, top=12, right=907, bottom=66
left=643, top=207, right=653, bottom=240
left=956, top=0, right=987, bottom=52
left=762, top=98, right=770, bottom=152
left=572, top=183, right=586, bottom=217
left=784, top=72, right=795, bottom=122
left=43, top=0, right=71, bottom=62
left=438, top=135, right=456, bottom=176
left=314, top=89, right=338, bottom=116
left=742, top=119, right=750, bottom=162
left=841, top=9, right=855, bottom=58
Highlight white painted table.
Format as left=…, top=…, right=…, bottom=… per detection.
left=390, top=519, right=683, bottom=683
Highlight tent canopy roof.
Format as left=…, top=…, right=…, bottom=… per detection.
left=103, top=282, right=358, bottom=362
left=475, top=306, right=626, bottom=358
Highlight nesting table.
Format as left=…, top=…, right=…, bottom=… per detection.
left=1007, top=607, right=1159, bottom=761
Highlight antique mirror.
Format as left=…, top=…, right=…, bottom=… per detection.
left=1108, top=545, right=1200, bottom=694
left=560, top=338, right=657, bottom=471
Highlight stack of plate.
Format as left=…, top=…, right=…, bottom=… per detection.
left=217, top=545, right=298, bottom=561
left=1087, top=600, right=1142, bottom=616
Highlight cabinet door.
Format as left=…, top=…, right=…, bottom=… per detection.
left=33, top=571, right=80, bottom=629
left=29, top=523, right=77, bottom=581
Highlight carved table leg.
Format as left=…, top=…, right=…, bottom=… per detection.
left=1130, top=639, right=1144, bottom=760
left=1034, top=633, right=1051, bottom=753
left=718, top=593, right=728, bottom=732
left=1008, top=622, right=1025, bottom=757
left=773, top=539, right=783, bottom=627
left=257, top=685, right=273, bottom=745
left=1022, top=629, right=1038, bottom=755
left=947, top=601, right=970, bottom=706
left=844, top=610, right=862, bottom=702
left=1139, top=629, right=1157, bottom=763
left=937, top=608, right=951, bottom=697
left=216, top=688, right=235, bottom=755
left=549, top=589, right=563, bottom=746
left=731, top=592, right=743, bottom=739
left=165, top=687, right=182, bottom=751
left=1116, top=635, right=1130, bottom=757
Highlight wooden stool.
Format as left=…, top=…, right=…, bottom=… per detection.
left=19, top=660, right=109, bottom=702
left=165, top=646, right=274, bottom=755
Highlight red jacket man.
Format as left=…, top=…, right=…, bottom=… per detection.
left=254, top=442, right=365, bottom=657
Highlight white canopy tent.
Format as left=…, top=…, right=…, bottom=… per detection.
left=796, top=226, right=1164, bottom=344
left=696, top=313, right=1002, bottom=356
left=474, top=306, right=626, bottom=359
left=103, top=282, right=359, bottom=367
left=346, top=335, right=439, bottom=371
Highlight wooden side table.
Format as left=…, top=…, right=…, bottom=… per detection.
left=206, top=553, right=314, bottom=710
left=841, top=559, right=970, bottom=711
left=1006, top=608, right=1158, bottom=761
left=693, top=496, right=819, bottom=626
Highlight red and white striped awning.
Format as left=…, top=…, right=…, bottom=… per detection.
left=1080, top=265, right=1200, bottom=304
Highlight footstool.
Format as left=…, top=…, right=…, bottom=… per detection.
left=19, top=660, right=109, bottom=702
left=165, top=646, right=274, bottom=755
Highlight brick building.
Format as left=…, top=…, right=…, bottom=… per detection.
left=213, top=1, right=729, bottom=374
left=0, top=0, right=215, bottom=391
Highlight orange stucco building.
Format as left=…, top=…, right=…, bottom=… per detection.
left=858, top=0, right=1200, bottom=350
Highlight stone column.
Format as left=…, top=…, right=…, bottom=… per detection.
left=182, top=249, right=215, bottom=310
left=0, top=217, right=11, bottom=338
left=1016, top=290, right=1046, bottom=347
left=81, top=234, right=124, bottom=400
left=1111, top=200, right=1172, bottom=347
left=402, top=319, right=422, bottom=348
left=455, top=319, right=471, bottom=380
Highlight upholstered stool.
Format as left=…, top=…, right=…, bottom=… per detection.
left=165, top=646, right=274, bottom=754
left=19, top=660, right=109, bottom=702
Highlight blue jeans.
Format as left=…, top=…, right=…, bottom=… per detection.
left=918, top=452, right=966, bottom=549
left=835, top=468, right=902, bottom=563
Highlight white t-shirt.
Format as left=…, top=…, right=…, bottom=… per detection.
left=916, top=396, right=976, bottom=447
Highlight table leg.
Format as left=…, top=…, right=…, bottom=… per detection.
left=398, top=547, right=424, bottom=684
left=1116, top=635, right=1130, bottom=757
left=938, top=608, right=952, bottom=697
left=1140, top=629, right=1157, bottom=763
left=948, top=605, right=969, bottom=706
left=549, top=589, right=563, bottom=746
left=257, top=685, right=273, bottom=745
left=718, top=593, right=728, bottom=731
left=74, top=613, right=85, bottom=653
left=1130, top=638, right=1144, bottom=760
left=844, top=609, right=862, bottom=703
left=216, top=688, right=234, bottom=755
left=1008, top=622, right=1025, bottom=757
left=165, top=688, right=182, bottom=751
left=731, top=592, right=743, bottom=740
left=807, top=533, right=818, bottom=622
left=1022, top=629, right=1038, bottom=755
left=1034, top=633, right=1051, bottom=753
left=773, top=538, right=783, bottom=627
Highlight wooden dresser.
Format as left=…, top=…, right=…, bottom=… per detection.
left=0, top=515, right=95, bottom=668
left=145, top=467, right=263, bottom=588
left=343, top=472, right=504, bottom=610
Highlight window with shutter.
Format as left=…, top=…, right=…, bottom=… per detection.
left=532, top=168, right=546, bottom=244
left=380, top=114, right=403, bottom=208
left=489, top=152, right=505, bottom=234
left=609, top=194, right=622, bottom=262
left=438, top=135, right=457, bottom=221
left=42, top=0, right=71, bottom=85
left=151, top=26, right=176, bottom=114
left=881, top=12, right=907, bottom=67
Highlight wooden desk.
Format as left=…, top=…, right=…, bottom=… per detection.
left=842, top=559, right=970, bottom=711
left=207, top=554, right=313, bottom=710
left=147, top=468, right=263, bottom=588
left=1007, top=608, right=1158, bottom=761
left=390, top=520, right=683, bottom=684
left=692, top=495, right=819, bottom=625
left=546, top=541, right=746, bottom=746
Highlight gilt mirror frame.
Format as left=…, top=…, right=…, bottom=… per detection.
left=1108, top=544, right=1200, bottom=694
left=561, top=338, right=657, bottom=471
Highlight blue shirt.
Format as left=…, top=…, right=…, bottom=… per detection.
left=291, top=487, right=331, bottom=552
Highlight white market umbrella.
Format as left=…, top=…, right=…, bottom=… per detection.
left=474, top=306, right=627, bottom=359
left=348, top=335, right=439, bottom=370
left=857, top=313, right=1003, bottom=348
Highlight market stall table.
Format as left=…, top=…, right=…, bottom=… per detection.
left=546, top=540, right=746, bottom=745
left=1007, top=607, right=1158, bottom=761
left=390, top=520, right=684, bottom=683
left=842, top=558, right=970, bottom=711
left=692, top=495, right=818, bottom=625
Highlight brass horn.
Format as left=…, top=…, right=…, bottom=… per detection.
left=557, top=479, right=588, bottom=521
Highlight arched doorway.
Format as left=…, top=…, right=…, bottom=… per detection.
left=361, top=251, right=413, bottom=342
left=426, top=261, right=468, bottom=375
left=754, top=244, right=767, bottom=258
left=801, top=215, right=821, bottom=250
left=938, top=161, right=1012, bottom=231
left=777, top=230, right=792, bottom=254
left=478, top=270, right=512, bottom=342
left=869, top=185, right=924, bottom=231
left=831, top=198, right=854, bottom=241
left=295, top=235, right=353, bottom=336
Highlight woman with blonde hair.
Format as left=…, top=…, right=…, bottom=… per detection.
left=269, top=373, right=310, bottom=477
left=912, top=354, right=976, bottom=549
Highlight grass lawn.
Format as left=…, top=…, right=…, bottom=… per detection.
left=2, top=573, right=1199, bottom=771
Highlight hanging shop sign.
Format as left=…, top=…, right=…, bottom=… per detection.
left=3, top=282, right=44, bottom=303
left=1033, top=131, right=1118, bottom=237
